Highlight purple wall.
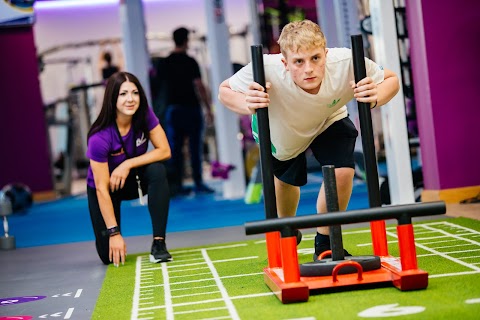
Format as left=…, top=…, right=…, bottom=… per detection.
left=0, top=27, right=53, bottom=193
left=406, top=0, right=480, bottom=190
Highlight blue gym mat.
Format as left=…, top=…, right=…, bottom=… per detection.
left=6, top=174, right=372, bottom=248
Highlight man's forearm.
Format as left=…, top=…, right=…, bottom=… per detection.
left=377, top=71, right=400, bottom=107
left=218, top=85, right=251, bottom=115
left=194, top=79, right=212, bottom=111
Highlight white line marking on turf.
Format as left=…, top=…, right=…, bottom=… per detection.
left=156, top=272, right=264, bottom=288
left=357, top=241, right=397, bottom=247
left=414, top=234, right=474, bottom=241
left=441, top=221, right=480, bottom=234
left=169, top=272, right=213, bottom=279
left=64, top=308, right=74, bottom=319
left=202, top=249, right=240, bottom=320
left=168, top=266, right=210, bottom=273
left=165, top=256, right=258, bottom=269
left=172, top=290, right=220, bottom=299
left=231, top=292, right=276, bottom=299
left=343, top=229, right=373, bottom=235
left=213, top=256, right=258, bottom=263
left=386, top=233, right=480, bottom=272
left=169, top=284, right=219, bottom=292
left=412, top=230, right=438, bottom=235
left=131, top=256, right=142, bottom=320
left=384, top=222, right=480, bottom=272
left=431, top=243, right=475, bottom=249
left=172, top=243, right=247, bottom=255
left=168, top=256, right=205, bottom=263
left=175, top=306, right=228, bottom=315
left=417, top=225, right=480, bottom=270
left=429, top=270, right=480, bottom=278
left=161, top=261, right=174, bottom=320
left=442, top=249, right=479, bottom=254
left=466, top=298, right=480, bottom=304
left=418, top=238, right=466, bottom=245
left=138, top=292, right=276, bottom=311
left=416, top=253, right=438, bottom=257
left=74, top=289, right=82, bottom=298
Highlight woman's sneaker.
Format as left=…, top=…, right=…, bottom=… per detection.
left=150, top=239, right=173, bottom=263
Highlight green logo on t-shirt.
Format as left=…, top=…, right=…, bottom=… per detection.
left=328, top=98, right=341, bottom=108
left=251, top=114, right=276, bottom=154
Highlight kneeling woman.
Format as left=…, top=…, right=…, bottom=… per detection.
left=86, top=71, right=172, bottom=267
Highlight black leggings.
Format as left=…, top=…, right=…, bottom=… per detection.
left=87, top=161, right=170, bottom=264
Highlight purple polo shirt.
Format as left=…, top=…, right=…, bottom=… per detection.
left=86, top=107, right=159, bottom=188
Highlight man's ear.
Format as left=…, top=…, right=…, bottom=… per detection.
left=281, top=57, right=289, bottom=71
left=325, top=48, right=328, bottom=56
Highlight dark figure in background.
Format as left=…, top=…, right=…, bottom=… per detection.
left=101, top=51, right=120, bottom=81
left=164, top=27, right=214, bottom=196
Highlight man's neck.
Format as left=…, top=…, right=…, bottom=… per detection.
left=173, top=45, right=187, bottom=54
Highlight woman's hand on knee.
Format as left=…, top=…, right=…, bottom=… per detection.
left=110, top=161, right=132, bottom=192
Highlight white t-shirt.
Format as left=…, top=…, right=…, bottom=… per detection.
left=228, top=47, right=385, bottom=161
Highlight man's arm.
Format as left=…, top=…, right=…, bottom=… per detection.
left=194, top=78, right=211, bottom=110
left=194, top=78, right=214, bottom=123
left=375, top=68, right=399, bottom=107
left=219, top=79, right=270, bottom=115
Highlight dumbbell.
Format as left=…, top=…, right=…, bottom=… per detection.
left=0, top=191, right=15, bottom=250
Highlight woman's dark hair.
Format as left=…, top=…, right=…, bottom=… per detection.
left=88, top=71, right=150, bottom=142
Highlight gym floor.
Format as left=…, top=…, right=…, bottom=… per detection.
left=1, top=176, right=478, bottom=319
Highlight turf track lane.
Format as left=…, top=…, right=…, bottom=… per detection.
left=99, top=219, right=480, bottom=319
left=130, top=244, right=261, bottom=319
left=380, top=221, right=480, bottom=277
left=201, top=249, right=240, bottom=319
left=412, top=221, right=480, bottom=276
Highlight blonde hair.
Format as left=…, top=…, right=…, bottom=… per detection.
left=277, top=19, right=326, bottom=56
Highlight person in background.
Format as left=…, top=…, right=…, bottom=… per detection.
left=86, top=71, right=172, bottom=267
left=218, top=20, right=399, bottom=260
left=101, top=51, right=120, bottom=81
left=163, top=27, right=214, bottom=196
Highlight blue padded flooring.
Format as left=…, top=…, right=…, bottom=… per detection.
left=7, top=173, right=372, bottom=248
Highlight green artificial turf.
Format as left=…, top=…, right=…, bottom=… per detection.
left=93, top=217, right=480, bottom=319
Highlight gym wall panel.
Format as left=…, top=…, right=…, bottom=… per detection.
left=33, top=0, right=252, bottom=105
left=406, top=0, right=480, bottom=197
left=0, top=27, right=53, bottom=195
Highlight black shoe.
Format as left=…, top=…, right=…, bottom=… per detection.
left=150, top=239, right=172, bottom=263
left=313, top=243, right=352, bottom=261
left=194, top=183, right=215, bottom=194
left=313, top=243, right=331, bottom=261
left=295, top=229, right=302, bottom=245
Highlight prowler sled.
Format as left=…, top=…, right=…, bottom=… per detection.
left=245, top=36, right=446, bottom=303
